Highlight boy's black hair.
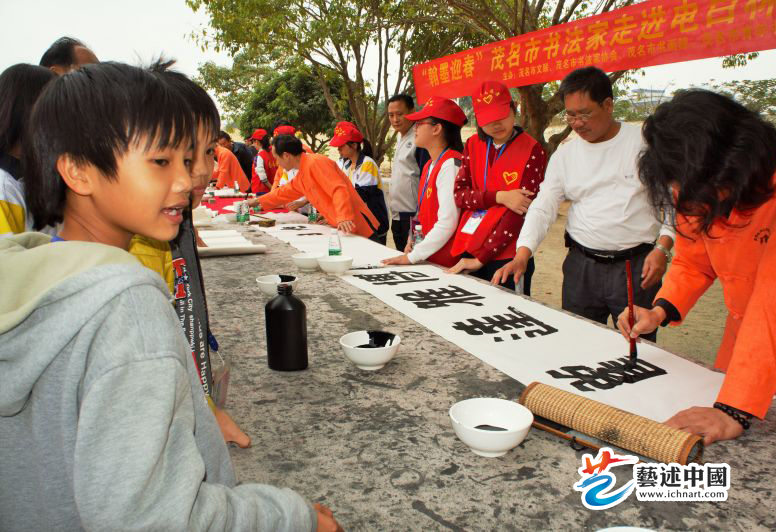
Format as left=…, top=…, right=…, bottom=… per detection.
left=39, top=37, right=86, bottom=68
left=639, top=89, right=776, bottom=236
left=260, top=135, right=271, bottom=151
left=272, top=134, right=303, bottom=156
left=217, top=131, right=231, bottom=142
left=0, top=64, right=55, bottom=155
left=388, top=94, right=414, bottom=111
left=150, top=60, right=220, bottom=139
left=25, top=61, right=196, bottom=230
left=558, top=66, right=613, bottom=105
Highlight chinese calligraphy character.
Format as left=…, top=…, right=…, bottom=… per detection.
left=491, top=46, right=506, bottom=71
left=706, top=464, right=730, bottom=488
left=546, top=357, right=667, bottom=392
left=638, top=6, right=667, bottom=40
left=439, top=62, right=450, bottom=84
left=543, top=32, right=561, bottom=60
left=586, top=20, right=610, bottom=51
left=563, top=27, right=584, bottom=55
left=428, top=66, right=440, bottom=87
left=451, top=306, right=558, bottom=342
left=744, top=0, right=775, bottom=19
left=506, top=42, right=521, bottom=68
left=671, top=0, right=699, bottom=33
left=353, top=270, right=439, bottom=286
left=660, top=465, right=683, bottom=488
left=463, top=55, right=475, bottom=78
left=610, top=14, right=637, bottom=45
left=450, top=58, right=463, bottom=80
left=707, top=0, right=737, bottom=27
left=634, top=464, right=659, bottom=487
left=683, top=464, right=705, bottom=488
left=397, top=285, right=485, bottom=309
left=524, top=38, right=541, bottom=63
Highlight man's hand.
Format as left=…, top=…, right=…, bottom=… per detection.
left=337, top=220, right=356, bottom=234
left=382, top=254, right=411, bottom=265
left=664, top=406, right=744, bottom=445
left=491, top=246, right=532, bottom=285
left=446, top=257, right=484, bottom=275
left=640, top=248, right=667, bottom=289
left=496, top=188, right=535, bottom=215
left=246, top=198, right=261, bottom=208
left=616, top=305, right=664, bottom=341
left=313, top=503, right=344, bottom=532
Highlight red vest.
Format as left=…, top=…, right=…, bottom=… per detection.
left=450, top=132, right=538, bottom=261
left=251, top=150, right=278, bottom=194
left=417, top=150, right=462, bottom=268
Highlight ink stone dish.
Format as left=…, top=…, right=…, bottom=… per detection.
left=449, top=398, right=533, bottom=457
left=317, top=255, right=354, bottom=274
left=292, top=253, right=324, bottom=271
left=339, top=330, right=400, bottom=370
left=256, top=274, right=298, bottom=296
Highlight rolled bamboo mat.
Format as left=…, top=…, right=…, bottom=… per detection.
left=519, top=382, right=703, bottom=464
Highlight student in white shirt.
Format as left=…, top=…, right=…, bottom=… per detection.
left=332, top=121, right=389, bottom=243
left=382, top=97, right=467, bottom=267
left=494, top=67, right=675, bottom=339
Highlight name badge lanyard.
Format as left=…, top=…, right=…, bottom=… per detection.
left=482, top=138, right=508, bottom=191
left=417, top=148, right=449, bottom=213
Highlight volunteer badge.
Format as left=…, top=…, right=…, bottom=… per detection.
left=573, top=448, right=639, bottom=510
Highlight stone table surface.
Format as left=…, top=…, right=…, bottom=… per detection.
left=200, top=224, right=776, bottom=531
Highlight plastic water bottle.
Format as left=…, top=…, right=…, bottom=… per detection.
left=265, top=284, right=308, bottom=371
left=308, top=206, right=318, bottom=223
left=328, top=229, right=342, bottom=256
left=413, top=224, right=424, bottom=245
left=233, top=180, right=240, bottom=195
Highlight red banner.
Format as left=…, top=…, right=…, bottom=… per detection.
left=413, top=0, right=776, bottom=102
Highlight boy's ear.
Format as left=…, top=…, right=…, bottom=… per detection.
left=56, top=154, right=96, bottom=196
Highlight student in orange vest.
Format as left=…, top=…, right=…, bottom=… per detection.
left=212, top=145, right=250, bottom=192
left=248, top=128, right=277, bottom=194
left=331, top=121, right=390, bottom=244
left=248, top=135, right=379, bottom=238
left=382, top=97, right=467, bottom=267
left=447, top=81, right=546, bottom=293
left=617, top=90, right=776, bottom=444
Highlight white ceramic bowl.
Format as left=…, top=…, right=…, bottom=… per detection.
left=317, top=255, right=353, bottom=274
left=255, top=274, right=298, bottom=296
left=292, top=252, right=324, bottom=271
left=449, top=398, right=533, bottom=457
left=339, top=330, right=401, bottom=370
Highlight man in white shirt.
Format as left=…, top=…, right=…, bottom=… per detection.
left=387, top=94, right=430, bottom=251
left=494, top=67, right=675, bottom=340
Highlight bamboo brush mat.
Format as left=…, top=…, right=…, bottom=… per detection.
left=519, top=382, right=703, bottom=464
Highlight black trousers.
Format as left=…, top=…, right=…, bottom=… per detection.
left=391, top=213, right=413, bottom=252
left=561, top=245, right=659, bottom=341
left=464, top=253, right=535, bottom=296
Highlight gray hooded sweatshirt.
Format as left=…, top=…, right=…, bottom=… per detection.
left=0, top=233, right=316, bottom=531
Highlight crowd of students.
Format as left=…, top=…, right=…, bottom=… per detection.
left=0, top=34, right=774, bottom=529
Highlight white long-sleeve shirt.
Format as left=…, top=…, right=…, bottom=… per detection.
left=408, top=159, right=460, bottom=263
left=516, top=122, right=675, bottom=253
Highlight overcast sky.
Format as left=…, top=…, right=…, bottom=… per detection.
left=2, top=0, right=774, bottom=102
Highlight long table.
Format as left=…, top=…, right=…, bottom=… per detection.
left=200, top=223, right=776, bottom=530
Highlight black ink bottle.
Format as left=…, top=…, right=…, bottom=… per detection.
left=265, top=284, right=308, bottom=371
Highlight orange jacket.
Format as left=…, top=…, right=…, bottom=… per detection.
left=213, top=146, right=250, bottom=192
left=655, top=174, right=776, bottom=418
left=258, top=153, right=378, bottom=238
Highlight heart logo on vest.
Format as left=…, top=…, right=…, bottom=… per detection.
left=503, top=171, right=519, bottom=184
left=482, top=94, right=494, bottom=104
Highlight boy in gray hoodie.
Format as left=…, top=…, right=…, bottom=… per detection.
left=0, top=62, right=340, bottom=531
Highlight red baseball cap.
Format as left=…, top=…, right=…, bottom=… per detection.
left=406, top=96, right=467, bottom=127
left=472, top=81, right=513, bottom=126
left=250, top=128, right=267, bottom=141
left=329, top=121, right=364, bottom=147
left=273, top=125, right=296, bottom=136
